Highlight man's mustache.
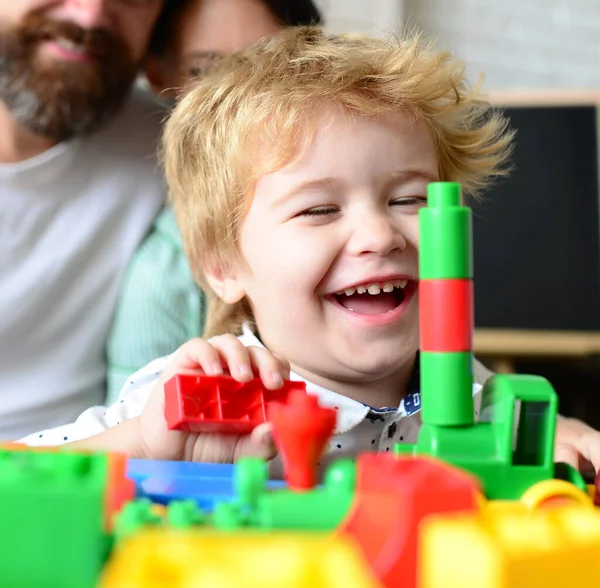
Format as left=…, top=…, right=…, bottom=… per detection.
left=16, top=13, right=121, bottom=62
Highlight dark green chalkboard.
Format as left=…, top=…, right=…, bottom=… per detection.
left=472, top=106, right=600, bottom=330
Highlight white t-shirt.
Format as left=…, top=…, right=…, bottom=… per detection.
left=20, top=325, right=493, bottom=478
left=0, top=90, right=166, bottom=439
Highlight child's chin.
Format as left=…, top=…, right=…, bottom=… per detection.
left=349, top=353, right=413, bottom=376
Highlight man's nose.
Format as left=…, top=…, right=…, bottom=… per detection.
left=61, top=0, right=113, bottom=29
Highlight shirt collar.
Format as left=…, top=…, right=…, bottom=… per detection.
left=239, top=324, right=480, bottom=432
left=239, top=324, right=409, bottom=433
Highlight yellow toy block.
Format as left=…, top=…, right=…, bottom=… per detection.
left=420, top=502, right=600, bottom=588
left=587, top=484, right=595, bottom=501
left=100, top=530, right=380, bottom=587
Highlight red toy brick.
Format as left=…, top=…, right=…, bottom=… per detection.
left=105, top=453, right=136, bottom=531
left=164, top=374, right=306, bottom=434
left=268, top=390, right=337, bottom=491
left=338, top=454, right=480, bottom=588
left=419, top=279, right=473, bottom=351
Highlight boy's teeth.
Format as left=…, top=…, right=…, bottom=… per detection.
left=340, top=279, right=409, bottom=296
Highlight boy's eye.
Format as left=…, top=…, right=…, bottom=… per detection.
left=391, top=196, right=428, bottom=207
left=295, top=206, right=339, bottom=217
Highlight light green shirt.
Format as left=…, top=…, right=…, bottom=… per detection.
left=106, top=207, right=205, bottom=403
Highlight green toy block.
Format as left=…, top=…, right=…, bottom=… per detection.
left=213, top=501, right=249, bottom=530
left=254, top=459, right=356, bottom=530
left=0, top=449, right=110, bottom=588
left=234, top=456, right=268, bottom=510
left=419, top=182, right=472, bottom=279
left=168, top=499, right=206, bottom=528
left=420, top=352, right=474, bottom=427
left=115, top=498, right=206, bottom=542
left=114, top=499, right=163, bottom=543
left=395, top=374, right=587, bottom=499
left=214, top=458, right=356, bottom=531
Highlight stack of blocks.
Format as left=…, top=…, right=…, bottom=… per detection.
left=3, top=183, right=600, bottom=587
left=418, top=182, right=475, bottom=427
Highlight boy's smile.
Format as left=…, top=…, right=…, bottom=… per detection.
left=327, top=275, right=418, bottom=327
left=212, top=108, right=439, bottom=407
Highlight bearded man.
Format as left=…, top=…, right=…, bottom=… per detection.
left=0, top=0, right=178, bottom=439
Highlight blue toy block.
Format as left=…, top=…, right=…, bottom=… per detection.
left=127, top=459, right=286, bottom=510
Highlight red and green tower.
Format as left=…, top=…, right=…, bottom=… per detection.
left=395, top=182, right=587, bottom=500
left=418, top=182, right=474, bottom=427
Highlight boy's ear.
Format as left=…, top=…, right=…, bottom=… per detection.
left=204, top=261, right=246, bottom=304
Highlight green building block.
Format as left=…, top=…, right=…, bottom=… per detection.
left=234, top=456, right=268, bottom=511
left=419, top=351, right=474, bottom=426
left=114, top=499, right=163, bottom=543
left=395, top=374, right=587, bottom=499
left=115, top=498, right=206, bottom=543
left=168, top=499, right=206, bottom=529
left=420, top=352, right=474, bottom=427
left=419, top=182, right=472, bottom=279
left=211, top=458, right=356, bottom=531
left=0, top=449, right=111, bottom=588
left=254, top=458, right=356, bottom=530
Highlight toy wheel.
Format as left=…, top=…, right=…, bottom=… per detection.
left=520, top=479, right=593, bottom=510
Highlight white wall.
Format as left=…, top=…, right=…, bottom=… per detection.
left=320, top=0, right=600, bottom=90
left=318, top=0, right=404, bottom=35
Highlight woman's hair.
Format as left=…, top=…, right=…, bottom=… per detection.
left=163, top=26, right=514, bottom=337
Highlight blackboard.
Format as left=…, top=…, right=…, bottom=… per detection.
left=472, top=105, right=600, bottom=331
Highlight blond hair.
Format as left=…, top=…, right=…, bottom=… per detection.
left=163, top=26, right=514, bottom=338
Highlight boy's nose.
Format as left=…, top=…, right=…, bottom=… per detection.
left=348, top=213, right=406, bottom=257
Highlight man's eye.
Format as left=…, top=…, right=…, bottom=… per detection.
left=296, top=206, right=339, bottom=217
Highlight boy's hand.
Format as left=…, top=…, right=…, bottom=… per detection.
left=554, top=417, right=600, bottom=474
left=136, top=335, right=290, bottom=462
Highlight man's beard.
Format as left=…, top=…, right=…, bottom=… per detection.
left=0, top=12, right=140, bottom=142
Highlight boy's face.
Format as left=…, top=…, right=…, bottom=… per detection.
left=216, top=110, right=439, bottom=401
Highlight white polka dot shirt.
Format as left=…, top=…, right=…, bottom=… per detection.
left=19, top=324, right=493, bottom=479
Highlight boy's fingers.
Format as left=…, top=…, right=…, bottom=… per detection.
left=172, top=338, right=224, bottom=376
left=164, top=338, right=290, bottom=388
left=210, top=334, right=254, bottom=381
left=554, top=443, right=580, bottom=470
left=582, top=434, right=600, bottom=473
left=247, top=347, right=290, bottom=389
left=271, top=352, right=291, bottom=378
left=174, top=335, right=254, bottom=381
left=235, top=423, right=277, bottom=461
left=251, top=422, right=274, bottom=445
